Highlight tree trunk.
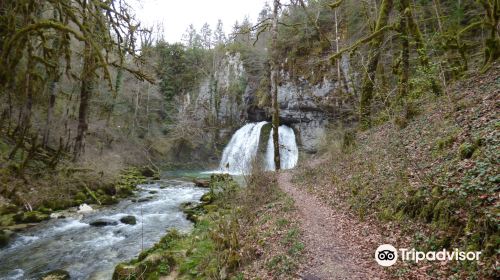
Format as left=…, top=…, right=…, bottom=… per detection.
left=271, top=0, right=281, bottom=170
left=406, top=3, right=442, bottom=95
left=398, top=0, right=410, bottom=101
left=43, top=77, right=58, bottom=147
left=359, top=0, right=393, bottom=128
left=74, top=39, right=94, bottom=161
left=480, top=0, right=500, bottom=72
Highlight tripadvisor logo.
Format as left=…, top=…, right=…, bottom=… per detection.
left=375, top=244, right=398, bottom=267
left=375, top=244, right=481, bottom=267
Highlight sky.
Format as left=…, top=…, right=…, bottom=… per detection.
left=130, top=0, right=270, bottom=43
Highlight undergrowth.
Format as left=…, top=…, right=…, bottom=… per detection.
left=295, top=65, right=499, bottom=279
left=114, top=169, right=302, bottom=279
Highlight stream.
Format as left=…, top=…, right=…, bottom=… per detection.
left=0, top=178, right=207, bottom=280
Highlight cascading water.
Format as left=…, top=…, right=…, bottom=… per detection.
left=218, top=122, right=298, bottom=174
left=265, top=125, right=299, bottom=170
left=218, top=121, right=267, bottom=174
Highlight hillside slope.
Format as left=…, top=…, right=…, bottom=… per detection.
left=292, top=63, right=499, bottom=279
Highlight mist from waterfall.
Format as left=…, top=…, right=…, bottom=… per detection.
left=265, top=125, right=299, bottom=171
left=218, top=122, right=299, bottom=174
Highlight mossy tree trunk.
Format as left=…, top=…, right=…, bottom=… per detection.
left=479, top=0, right=500, bottom=72
left=398, top=0, right=410, bottom=101
left=271, top=0, right=281, bottom=170
left=405, top=2, right=442, bottom=95
left=359, top=0, right=393, bottom=128
left=74, top=1, right=95, bottom=161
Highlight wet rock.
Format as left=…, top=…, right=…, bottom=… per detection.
left=0, top=229, right=13, bottom=248
left=193, top=179, right=210, bottom=188
left=137, top=196, right=154, bottom=203
left=41, top=269, right=70, bottom=280
left=148, top=190, right=158, bottom=194
left=89, top=218, right=118, bottom=227
left=181, top=203, right=206, bottom=223
left=140, top=166, right=156, bottom=178
left=77, top=204, right=93, bottom=213
left=120, top=215, right=136, bottom=225
left=13, top=211, right=49, bottom=223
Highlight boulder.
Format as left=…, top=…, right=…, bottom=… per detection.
left=137, top=196, right=154, bottom=203
left=41, top=269, right=70, bottom=280
left=77, top=204, right=93, bottom=213
left=140, top=166, right=156, bottom=177
left=120, top=215, right=136, bottom=225
left=193, top=179, right=210, bottom=188
left=89, top=218, right=118, bottom=227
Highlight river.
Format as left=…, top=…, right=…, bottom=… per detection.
left=0, top=178, right=207, bottom=280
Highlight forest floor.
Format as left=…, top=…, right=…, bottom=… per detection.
left=278, top=169, right=388, bottom=280
left=278, top=63, right=499, bottom=279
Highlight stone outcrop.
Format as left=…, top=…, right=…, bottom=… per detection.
left=183, top=52, right=353, bottom=156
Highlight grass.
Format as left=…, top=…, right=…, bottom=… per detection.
left=114, top=170, right=304, bottom=280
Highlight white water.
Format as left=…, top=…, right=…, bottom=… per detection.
left=265, top=125, right=299, bottom=170
left=0, top=181, right=206, bottom=280
left=218, top=121, right=267, bottom=174
left=217, top=122, right=298, bottom=174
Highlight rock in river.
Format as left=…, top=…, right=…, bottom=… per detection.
left=89, top=218, right=118, bottom=227
left=120, top=215, right=136, bottom=225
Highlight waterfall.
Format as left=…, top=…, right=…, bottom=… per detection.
left=265, top=125, right=299, bottom=170
left=218, top=122, right=299, bottom=174
left=219, top=121, right=267, bottom=174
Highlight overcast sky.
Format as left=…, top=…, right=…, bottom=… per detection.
left=131, top=0, right=270, bottom=43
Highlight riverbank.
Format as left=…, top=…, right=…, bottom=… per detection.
left=0, top=163, right=157, bottom=248
left=0, top=178, right=205, bottom=279
left=113, top=172, right=304, bottom=279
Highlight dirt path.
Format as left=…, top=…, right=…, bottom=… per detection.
left=278, top=171, right=388, bottom=280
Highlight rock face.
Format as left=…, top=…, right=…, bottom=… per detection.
left=188, top=52, right=247, bottom=127
left=182, top=52, right=354, bottom=156
left=276, top=78, right=336, bottom=153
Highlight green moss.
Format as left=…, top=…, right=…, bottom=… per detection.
left=114, top=175, right=245, bottom=280
left=74, top=191, right=87, bottom=201
left=0, top=214, right=15, bottom=227
left=99, top=195, right=119, bottom=205
left=458, top=142, right=476, bottom=159
left=432, top=199, right=455, bottom=229
left=436, top=134, right=456, bottom=150
left=13, top=211, right=49, bottom=223
left=0, top=229, right=12, bottom=248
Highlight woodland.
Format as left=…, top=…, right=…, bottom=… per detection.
left=0, top=0, right=498, bottom=279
